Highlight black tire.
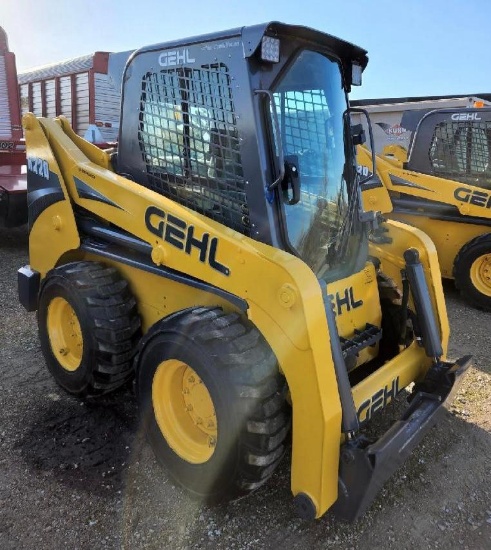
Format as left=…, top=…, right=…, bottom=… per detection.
left=453, top=234, right=491, bottom=311
left=136, top=307, right=290, bottom=502
left=38, top=261, right=141, bottom=397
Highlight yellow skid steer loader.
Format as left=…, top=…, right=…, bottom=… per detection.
left=18, top=23, right=469, bottom=521
left=359, top=107, right=491, bottom=310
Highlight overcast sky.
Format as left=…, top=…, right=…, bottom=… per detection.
left=2, top=0, right=490, bottom=101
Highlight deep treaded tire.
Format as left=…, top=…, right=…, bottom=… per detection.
left=38, top=261, right=141, bottom=396
left=453, top=234, right=491, bottom=311
left=136, top=306, right=291, bottom=502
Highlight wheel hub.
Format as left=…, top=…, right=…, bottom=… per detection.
left=470, top=254, right=491, bottom=296
left=152, top=359, right=217, bottom=463
left=47, top=297, right=83, bottom=372
left=182, top=369, right=217, bottom=436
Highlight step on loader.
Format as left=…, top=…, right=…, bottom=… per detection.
left=18, top=23, right=470, bottom=521
left=359, top=107, right=491, bottom=310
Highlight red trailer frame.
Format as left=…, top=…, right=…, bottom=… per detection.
left=0, top=26, right=27, bottom=227
left=0, top=28, right=131, bottom=227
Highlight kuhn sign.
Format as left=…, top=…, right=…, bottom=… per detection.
left=375, top=122, right=409, bottom=136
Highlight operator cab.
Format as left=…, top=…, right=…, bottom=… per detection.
left=116, top=22, right=369, bottom=283
left=407, top=108, right=491, bottom=189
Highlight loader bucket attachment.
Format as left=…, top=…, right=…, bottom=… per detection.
left=331, top=355, right=471, bottom=522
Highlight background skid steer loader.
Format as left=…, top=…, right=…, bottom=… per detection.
left=18, top=23, right=469, bottom=521
left=359, top=107, right=491, bottom=310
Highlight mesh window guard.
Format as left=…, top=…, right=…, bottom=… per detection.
left=138, top=63, right=249, bottom=234
left=429, top=121, right=491, bottom=188
left=279, top=90, right=330, bottom=178
left=273, top=89, right=348, bottom=256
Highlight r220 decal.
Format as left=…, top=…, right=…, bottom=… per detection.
left=27, top=157, right=49, bottom=180
left=357, top=165, right=372, bottom=178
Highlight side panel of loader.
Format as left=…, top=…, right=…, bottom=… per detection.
left=23, top=114, right=343, bottom=516
left=22, top=113, right=450, bottom=518
left=387, top=214, right=491, bottom=279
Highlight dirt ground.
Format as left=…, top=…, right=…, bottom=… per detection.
left=1, top=224, right=490, bottom=550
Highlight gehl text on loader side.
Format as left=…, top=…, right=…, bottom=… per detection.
left=359, top=106, right=491, bottom=312
left=18, top=23, right=470, bottom=521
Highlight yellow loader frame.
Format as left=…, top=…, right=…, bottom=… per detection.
left=20, top=113, right=466, bottom=520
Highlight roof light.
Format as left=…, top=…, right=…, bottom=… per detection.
left=261, top=36, right=280, bottom=63
left=352, top=63, right=362, bottom=86
left=474, top=100, right=485, bottom=108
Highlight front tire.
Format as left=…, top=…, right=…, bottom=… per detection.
left=38, top=261, right=141, bottom=396
left=453, top=234, right=491, bottom=311
left=136, top=307, right=290, bottom=502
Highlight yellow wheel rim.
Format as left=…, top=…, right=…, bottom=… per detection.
left=152, top=359, right=217, bottom=464
left=469, top=254, right=491, bottom=296
left=47, top=297, right=83, bottom=372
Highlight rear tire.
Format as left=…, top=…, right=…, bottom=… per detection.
left=38, top=261, right=141, bottom=396
left=453, top=234, right=491, bottom=311
left=136, top=307, right=290, bottom=502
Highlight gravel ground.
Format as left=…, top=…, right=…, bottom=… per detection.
left=1, top=224, right=490, bottom=550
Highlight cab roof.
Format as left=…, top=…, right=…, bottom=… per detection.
left=129, top=21, right=368, bottom=81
